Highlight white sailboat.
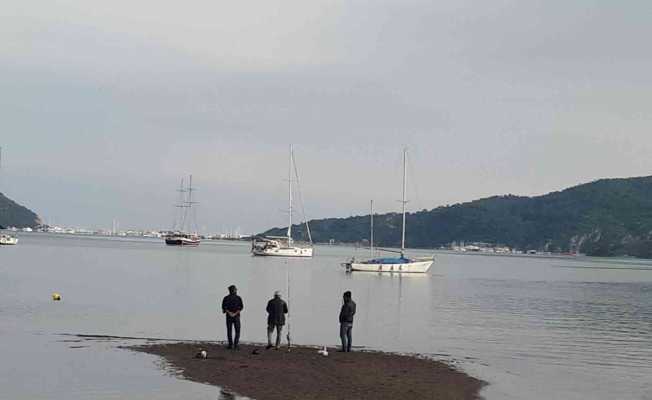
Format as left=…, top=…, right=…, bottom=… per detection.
left=252, top=145, right=313, bottom=257
left=164, top=175, right=200, bottom=247
left=343, top=148, right=433, bottom=273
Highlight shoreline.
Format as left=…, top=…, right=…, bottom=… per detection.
left=126, top=340, right=486, bottom=400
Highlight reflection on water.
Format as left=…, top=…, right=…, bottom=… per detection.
left=554, top=264, right=652, bottom=270
left=218, top=389, right=237, bottom=400
left=0, top=233, right=651, bottom=400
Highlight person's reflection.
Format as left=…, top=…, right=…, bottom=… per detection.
left=173, top=251, right=191, bottom=296
left=218, top=389, right=235, bottom=400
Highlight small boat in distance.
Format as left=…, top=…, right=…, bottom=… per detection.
left=252, top=145, right=313, bottom=257
left=343, top=148, right=434, bottom=273
left=164, top=175, right=200, bottom=247
left=0, top=233, right=18, bottom=245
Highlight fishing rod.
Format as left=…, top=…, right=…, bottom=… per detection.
left=286, top=264, right=292, bottom=352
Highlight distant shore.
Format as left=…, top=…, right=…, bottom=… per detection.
left=127, top=341, right=486, bottom=400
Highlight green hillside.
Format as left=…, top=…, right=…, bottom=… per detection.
left=0, top=192, right=40, bottom=229
left=262, top=176, right=652, bottom=258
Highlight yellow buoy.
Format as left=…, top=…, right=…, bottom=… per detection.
left=52, top=292, right=61, bottom=301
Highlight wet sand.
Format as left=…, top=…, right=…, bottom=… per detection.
left=127, top=341, right=486, bottom=400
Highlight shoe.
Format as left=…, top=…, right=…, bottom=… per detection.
left=226, top=345, right=233, bottom=350
left=234, top=345, right=240, bottom=351
left=266, top=344, right=273, bottom=350
left=274, top=346, right=279, bottom=350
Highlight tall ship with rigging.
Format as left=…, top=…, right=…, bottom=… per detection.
left=252, top=145, right=313, bottom=257
left=343, top=148, right=434, bottom=273
left=164, top=175, right=200, bottom=247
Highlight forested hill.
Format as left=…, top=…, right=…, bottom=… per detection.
left=0, top=192, right=40, bottom=228
left=262, top=176, right=652, bottom=258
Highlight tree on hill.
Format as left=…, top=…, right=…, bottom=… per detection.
left=0, top=192, right=41, bottom=228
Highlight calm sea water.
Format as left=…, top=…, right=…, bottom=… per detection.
left=1, top=233, right=650, bottom=399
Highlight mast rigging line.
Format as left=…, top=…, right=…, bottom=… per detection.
left=172, top=177, right=185, bottom=231
left=188, top=175, right=199, bottom=235
left=291, top=148, right=313, bottom=244
left=171, top=175, right=199, bottom=234
left=405, top=148, right=424, bottom=216
left=376, top=247, right=404, bottom=255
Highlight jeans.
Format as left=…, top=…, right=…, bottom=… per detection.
left=267, top=324, right=283, bottom=347
left=226, top=316, right=241, bottom=347
left=340, top=322, right=353, bottom=352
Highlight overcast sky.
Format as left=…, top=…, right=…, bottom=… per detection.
left=1, top=0, right=651, bottom=233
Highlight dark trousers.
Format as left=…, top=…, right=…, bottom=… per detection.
left=340, top=322, right=353, bottom=352
left=267, top=324, right=283, bottom=347
left=226, top=316, right=241, bottom=347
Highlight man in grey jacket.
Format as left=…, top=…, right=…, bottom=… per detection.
left=266, top=291, right=288, bottom=350
left=339, top=290, right=356, bottom=352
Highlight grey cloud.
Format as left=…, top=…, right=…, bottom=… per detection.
left=2, top=0, right=651, bottom=232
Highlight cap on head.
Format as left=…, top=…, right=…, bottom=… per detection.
left=274, top=290, right=281, bottom=297
left=228, top=285, right=237, bottom=293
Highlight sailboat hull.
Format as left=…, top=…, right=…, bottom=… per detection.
left=344, top=258, right=433, bottom=273
left=0, top=235, right=18, bottom=245
left=252, top=247, right=313, bottom=257
left=165, top=236, right=200, bottom=246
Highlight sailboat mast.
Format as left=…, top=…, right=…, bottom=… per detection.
left=174, top=177, right=185, bottom=231
left=287, top=145, right=293, bottom=241
left=188, top=175, right=193, bottom=206
left=370, top=200, right=374, bottom=258
left=401, top=148, right=407, bottom=254
left=187, top=175, right=193, bottom=232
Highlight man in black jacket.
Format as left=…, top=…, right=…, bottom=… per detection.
left=266, top=290, right=288, bottom=350
left=221, top=285, right=243, bottom=350
left=339, top=290, right=356, bottom=352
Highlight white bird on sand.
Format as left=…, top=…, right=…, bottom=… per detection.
left=317, top=346, right=329, bottom=357
left=195, top=350, right=207, bottom=359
